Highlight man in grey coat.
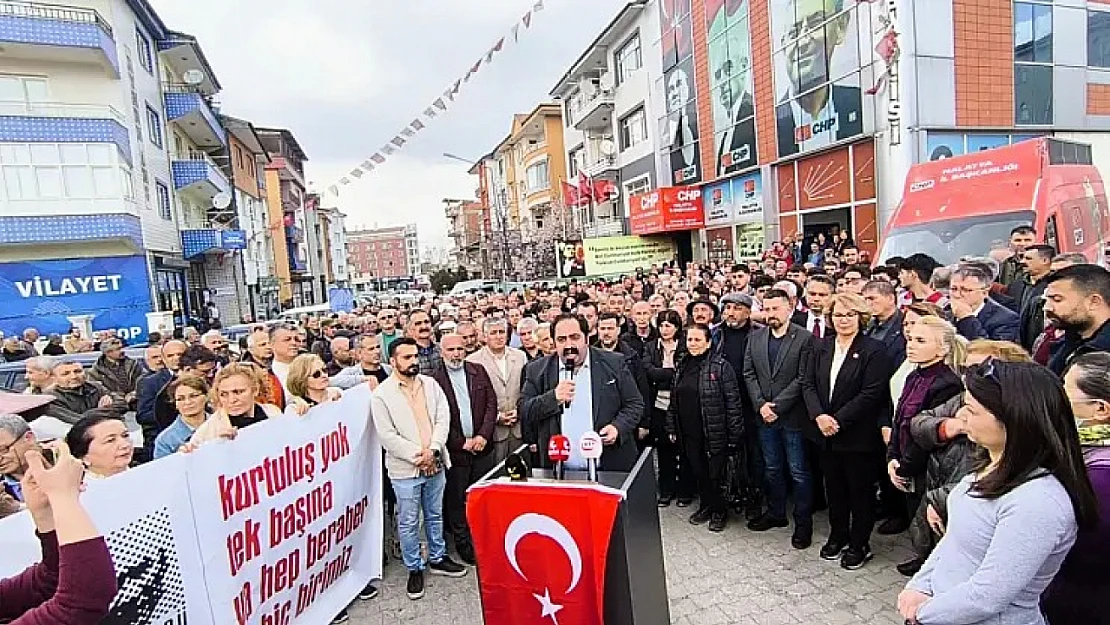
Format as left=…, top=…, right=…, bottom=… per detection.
left=742, top=288, right=816, bottom=549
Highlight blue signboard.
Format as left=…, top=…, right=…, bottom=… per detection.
left=0, top=256, right=153, bottom=343
left=219, top=229, right=247, bottom=250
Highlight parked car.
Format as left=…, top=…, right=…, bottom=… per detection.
left=0, top=347, right=148, bottom=393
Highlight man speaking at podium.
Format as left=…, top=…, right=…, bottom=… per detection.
left=521, top=312, right=646, bottom=473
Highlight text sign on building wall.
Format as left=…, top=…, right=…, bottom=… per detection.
left=0, top=255, right=153, bottom=342
left=629, top=186, right=706, bottom=235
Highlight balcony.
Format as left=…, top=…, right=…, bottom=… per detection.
left=570, top=89, right=614, bottom=131
left=581, top=154, right=618, bottom=179
left=285, top=227, right=307, bottom=273
left=0, top=1, right=118, bottom=76
left=171, top=151, right=230, bottom=200
left=582, top=217, right=627, bottom=239
left=158, top=32, right=221, bottom=95
left=0, top=100, right=131, bottom=164
left=164, top=85, right=226, bottom=149
left=180, top=228, right=246, bottom=260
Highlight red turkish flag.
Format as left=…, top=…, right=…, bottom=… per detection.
left=467, top=482, right=622, bottom=625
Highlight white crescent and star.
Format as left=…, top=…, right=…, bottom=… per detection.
left=503, top=513, right=583, bottom=625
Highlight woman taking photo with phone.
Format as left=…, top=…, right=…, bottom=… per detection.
left=0, top=444, right=117, bottom=623
left=898, top=360, right=1098, bottom=625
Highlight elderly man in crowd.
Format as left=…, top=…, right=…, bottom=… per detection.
left=48, top=358, right=127, bottom=423
left=467, top=318, right=527, bottom=465
left=87, top=338, right=142, bottom=406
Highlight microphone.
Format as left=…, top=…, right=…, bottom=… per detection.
left=561, top=349, right=578, bottom=410
left=578, top=431, right=603, bottom=483
left=547, top=434, right=571, bottom=480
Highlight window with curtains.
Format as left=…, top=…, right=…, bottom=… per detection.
left=525, top=159, right=550, bottom=193
left=0, top=143, right=129, bottom=201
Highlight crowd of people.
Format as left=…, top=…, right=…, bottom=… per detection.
left=1, top=225, right=1109, bottom=624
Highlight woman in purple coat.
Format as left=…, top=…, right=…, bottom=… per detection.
left=1043, top=351, right=1110, bottom=623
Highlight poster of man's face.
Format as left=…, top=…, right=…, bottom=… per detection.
left=659, top=0, right=693, bottom=70
left=707, top=0, right=757, bottom=175
left=771, top=0, right=869, bottom=158
left=660, top=58, right=701, bottom=185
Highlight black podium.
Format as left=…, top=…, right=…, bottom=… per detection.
left=473, top=446, right=671, bottom=625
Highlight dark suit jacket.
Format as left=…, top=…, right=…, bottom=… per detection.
left=742, top=324, right=815, bottom=434
left=431, top=362, right=499, bottom=467
left=717, top=98, right=757, bottom=176
left=1015, top=278, right=1049, bottom=350
left=802, top=334, right=893, bottom=453
left=519, top=348, right=645, bottom=472
left=776, top=84, right=863, bottom=158
left=976, top=298, right=1020, bottom=342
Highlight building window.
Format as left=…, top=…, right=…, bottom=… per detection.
left=525, top=159, right=550, bottom=193
left=0, top=75, right=48, bottom=108
left=1089, top=10, right=1110, bottom=68
left=614, top=33, right=642, bottom=85
left=1015, top=64, right=1053, bottom=125
left=619, top=108, right=648, bottom=150
left=146, top=105, right=163, bottom=149
left=623, top=175, right=651, bottom=199
left=135, top=28, right=153, bottom=73
left=155, top=181, right=172, bottom=220
left=1014, top=2, right=1053, bottom=64
left=568, top=146, right=583, bottom=177
left=0, top=143, right=127, bottom=200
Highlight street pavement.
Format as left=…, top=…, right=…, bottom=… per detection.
left=346, top=504, right=914, bottom=625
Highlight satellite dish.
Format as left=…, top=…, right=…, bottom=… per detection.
left=212, top=191, right=232, bottom=210
left=599, top=139, right=616, bottom=157
left=182, top=69, right=205, bottom=86
left=599, top=73, right=615, bottom=92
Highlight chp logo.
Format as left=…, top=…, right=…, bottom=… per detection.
left=674, top=188, right=701, bottom=203
left=795, top=116, right=837, bottom=143
left=638, top=191, right=662, bottom=212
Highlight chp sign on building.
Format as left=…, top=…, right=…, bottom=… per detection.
left=629, top=186, right=705, bottom=235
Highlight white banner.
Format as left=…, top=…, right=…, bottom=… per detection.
left=0, top=385, right=383, bottom=625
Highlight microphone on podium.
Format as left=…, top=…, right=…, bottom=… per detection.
left=578, top=431, right=603, bottom=483
left=547, top=434, right=571, bottom=480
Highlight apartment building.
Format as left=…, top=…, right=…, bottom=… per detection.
left=221, top=114, right=275, bottom=320
left=444, top=198, right=485, bottom=277
left=347, top=225, right=419, bottom=292
left=550, top=0, right=662, bottom=239
left=257, top=127, right=315, bottom=307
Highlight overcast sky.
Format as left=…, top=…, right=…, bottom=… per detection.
left=153, top=0, right=627, bottom=256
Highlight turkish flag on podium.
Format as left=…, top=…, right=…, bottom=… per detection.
left=466, top=482, right=623, bottom=625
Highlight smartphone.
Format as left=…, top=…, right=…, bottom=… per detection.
left=40, top=447, right=55, bottom=468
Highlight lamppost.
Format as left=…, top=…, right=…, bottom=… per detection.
left=443, top=152, right=513, bottom=282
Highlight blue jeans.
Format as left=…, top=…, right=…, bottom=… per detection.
left=392, top=470, right=448, bottom=572
left=758, top=423, right=813, bottom=529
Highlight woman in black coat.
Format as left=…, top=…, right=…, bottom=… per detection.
left=666, top=323, right=744, bottom=533
left=643, top=310, right=691, bottom=506
left=802, top=293, right=894, bottom=570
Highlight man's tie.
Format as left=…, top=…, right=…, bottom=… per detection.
left=812, top=318, right=823, bottom=339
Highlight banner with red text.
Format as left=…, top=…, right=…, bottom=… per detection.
left=0, top=386, right=383, bottom=625
left=466, top=482, right=622, bottom=625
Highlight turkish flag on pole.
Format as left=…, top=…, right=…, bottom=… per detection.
left=578, top=171, right=594, bottom=201
left=467, top=482, right=623, bottom=625
left=561, top=181, right=583, bottom=208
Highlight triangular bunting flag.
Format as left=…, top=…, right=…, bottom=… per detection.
left=411, top=119, right=425, bottom=131
left=424, top=107, right=437, bottom=118
left=511, top=23, right=521, bottom=41
left=485, top=48, right=495, bottom=63
left=533, top=0, right=543, bottom=11
left=350, top=168, right=364, bottom=178
left=360, top=160, right=374, bottom=170
left=339, top=177, right=351, bottom=185
left=434, top=98, right=448, bottom=110
left=522, top=11, right=532, bottom=27
left=370, top=153, right=386, bottom=164
left=328, top=185, right=339, bottom=196
left=390, top=136, right=406, bottom=147
left=400, top=127, right=415, bottom=138
left=493, top=37, right=504, bottom=52
left=381, top=145, right=396, bottom=155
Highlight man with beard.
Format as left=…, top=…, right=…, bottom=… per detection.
left=466, top=318, right=526, bottom=465
left=621, top=301, right=660, bottom=359
left=371, top=338, right=467, bottom=600
left=430, top=334, right=498, bottom=565
left=793, top=275, right=834, bottom=339
left=742, top=289, right=816, bottom=548
left=454, top=321, right=481, bottom=356
left=1044, top=264, right=1110, bottom=375
left=998, top=224, right=1036, bottom=287
left=1012, top=244, right=1056, bottom=350
left=774, top=0, right=862, bottom=157
left=520, top=313, right=645, bottom=472
left=597, top=313, right=651, bottom=445
left=719, top=292, right=762, bottom=517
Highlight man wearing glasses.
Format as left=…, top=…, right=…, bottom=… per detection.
left=378, top=308, right=402, bottom=356
left=949, top=266, right=1019, bottom=342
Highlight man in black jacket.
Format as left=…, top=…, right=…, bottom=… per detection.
left=1045, top=264, right=1110, bottom=374
left=718, top=292, right=762, bottom=517
left=520, top=314, right=645, bottom=472
left=742, top=289, right=816, bottom=549
left=621, top=301, right=660, bottom=359
left=1011, top=244, right=1055, bottom=350
left=597, top=313, right=651, bottom=444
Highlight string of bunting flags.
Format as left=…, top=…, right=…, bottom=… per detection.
left=326, top=0, right=548, bottom=197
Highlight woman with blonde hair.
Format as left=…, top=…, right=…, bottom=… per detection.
left=285, top=353, right=342, bottom=410
left=189, top=363, right=281, bottom=447
left=802, top=293, right=895, bottom=569
left=886, top=316, right=967, bottom=575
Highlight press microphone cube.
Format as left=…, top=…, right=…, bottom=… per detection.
left=548, top=434, right=571, bottom=480
left=579, top=431, right=603, bottom=482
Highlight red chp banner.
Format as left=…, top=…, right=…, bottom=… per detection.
left=466, top=482, right=622, bottom=625
left=629, top=186, right=705, bottom=235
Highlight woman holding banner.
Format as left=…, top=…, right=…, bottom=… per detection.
left=0, top=444, right=117, bottom=624
left=188, top=364, right=282, bottom=447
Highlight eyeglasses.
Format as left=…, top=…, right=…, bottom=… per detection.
left=309, top=369, right=327, bottom=379
left=831, top=312, right=859, bottom=319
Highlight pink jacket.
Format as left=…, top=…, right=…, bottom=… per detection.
left=0, top=531, right=117, bottom=625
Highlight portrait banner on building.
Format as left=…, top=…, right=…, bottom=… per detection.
left=0, top=391, right=384, bottom=625
left=706, top=0, right=758, bottom=175
left=556, top=236, right=676, bottom=278
left=770, top=0, right=877, bottom=159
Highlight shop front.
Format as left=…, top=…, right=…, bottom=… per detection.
left=703, top=170, right=767, bottom=264
left=629, top=186, right=705, bottom=267
left=775, top=141, right=878, bottom=259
